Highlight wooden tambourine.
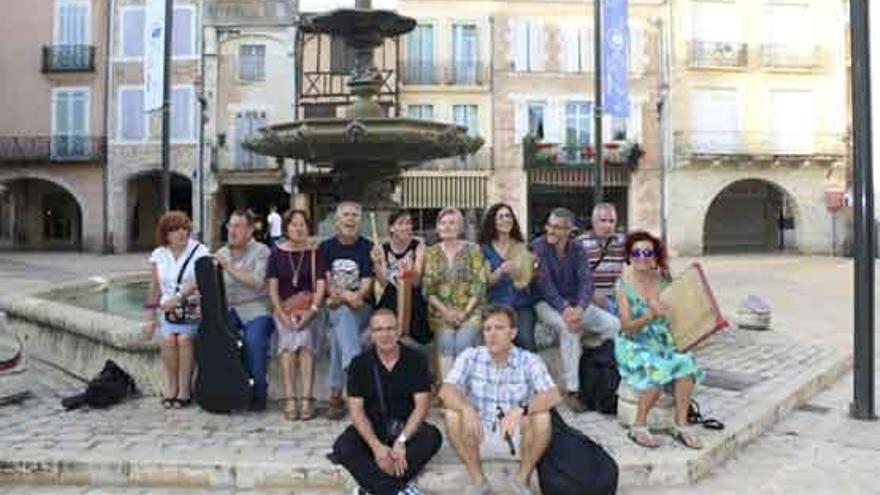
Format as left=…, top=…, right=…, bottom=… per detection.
left=658, top=262, right=728, bottom=351
left=507, top=242, right=535, bottom=290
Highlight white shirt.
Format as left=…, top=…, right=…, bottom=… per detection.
left=149, top=239, right=210, bottom=304
left=268, top=212, right=282, bottom=237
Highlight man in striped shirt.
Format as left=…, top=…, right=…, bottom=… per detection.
left=577, top=203, right=626, bottom=319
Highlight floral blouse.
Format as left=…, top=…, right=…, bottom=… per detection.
left=422, top=242, right=487, bottom=332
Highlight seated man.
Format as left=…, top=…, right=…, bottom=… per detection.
left=531, top=207, right=620, bottom=412
left=214, top=209, right=273, bottom=411
left=332, top=309, right=442, bottom=495
left=577, top=203, right=627, bottom=316
left=439, top=304, right=561, bottom=495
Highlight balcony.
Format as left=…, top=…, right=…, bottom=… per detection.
left=204, top=0, right=294, bottom=26
left=674, top=131, right=846, bottom=165
left=523, top=137, right=644, bottom=170
left=41, top=45, right=95, bottom=73
left=760, top=44, right=823, bottom=69
left=0, top=136, right=106, bottom=163
left=688, top=41, right=747, bottom=68
left=402, top=61, right=489, bottom=86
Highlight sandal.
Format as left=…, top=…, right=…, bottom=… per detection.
left=174, top=397, right=192, bottom=409
left=284, top=397, right=299, bottom=421
left=671, top=424, right=703, bottom=450
left=628, top=425, right=662, bottom=449
left=161, top=397, right=175, bottom=409
left=300, top=397, right=316, bottom=421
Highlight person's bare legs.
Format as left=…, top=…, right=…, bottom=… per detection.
left=516, top=411, right=552, bottom=486
left=635, top=388, right=662, bottom=425
left=298, top=349, right=316, bottom=419
left=160, top=335, right=179, bottom=400
left=673, top=376, right=694, bottom=425
left=443, top=409, right=486, bottom=485
left=176, top=335, right=195, bottom=400
left=279, top=351, right=298, bottom=419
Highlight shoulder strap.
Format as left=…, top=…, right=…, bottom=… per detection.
left=175, top=245, right=200, bottom=289
left=589, top=236, right=614, bottom=271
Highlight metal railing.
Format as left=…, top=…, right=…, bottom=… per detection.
left=401, top=61, right=489, bottom=86
left=760, top=44, right=822, bottom=69
left=523, top=138, right=643, bottom=169
left=675, top=131, right=846, bottom=157
left=41, top=45, right=95, bottom=73
left=688, top=41, right=748, bottom=68
left=0, top=136, right=106, bottom=163
left=203, top=0, right=294, bottom=26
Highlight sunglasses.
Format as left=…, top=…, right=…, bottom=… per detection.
left=631, top=248, right=656, bottom=259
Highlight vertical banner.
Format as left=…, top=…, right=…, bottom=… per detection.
left=144, top=0, right=166, bottom=112
left=603, top=0, right=629, bottom=118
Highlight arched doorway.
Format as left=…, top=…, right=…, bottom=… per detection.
left=703, top=179, right=798, bottom=254
left=127, top=172, right=192, bottom=251
left=0, top=178, right=82, bottom=249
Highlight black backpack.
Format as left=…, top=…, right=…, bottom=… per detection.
left=538, top=408, right=619, bottom=495
left=578, top=340, right=621, bottom=415
left=62, top=359, right=138, bottom=410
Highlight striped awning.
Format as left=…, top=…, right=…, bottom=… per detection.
left=399, top=171, right=489, bottom=209
left=528, top=167, right=631, bottom=188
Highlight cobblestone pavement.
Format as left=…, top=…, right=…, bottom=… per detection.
left=0, top=252, right=876, bottom=495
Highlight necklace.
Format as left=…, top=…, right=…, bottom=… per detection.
left=287, top=249, right=307, bottom=288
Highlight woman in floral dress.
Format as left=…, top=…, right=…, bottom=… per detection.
left=615, top=230, right=704, bottom=449
left=422, top=207, right=487, bottom=379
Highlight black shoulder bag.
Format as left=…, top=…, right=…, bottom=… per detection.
left=372, top=358, right=405, bottom=445
left=165, top=246, right=201, bottom=324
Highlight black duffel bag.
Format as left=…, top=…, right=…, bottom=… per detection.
left=538, top=408, right=619, bottom=495
left=578, top=339, right=621, bottom=415
left=62, top=359, right=138, bottom=410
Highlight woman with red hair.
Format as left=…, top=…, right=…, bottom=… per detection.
left=615, top=231, right=704, bottom=449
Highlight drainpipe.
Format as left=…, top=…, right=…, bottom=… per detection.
left=101, top=0, right=116, bottom=253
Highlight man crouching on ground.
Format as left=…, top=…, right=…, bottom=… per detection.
left=332, top=309, right=442, bottom=495
left=439, top=304, right=562, bottom=495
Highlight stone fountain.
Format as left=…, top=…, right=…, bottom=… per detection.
left=245, top=0, right=483, bottom=210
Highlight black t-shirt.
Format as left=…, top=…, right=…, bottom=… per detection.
left=318, top=236, right=374, bottom=292
left=347, top=345, right=432, bottom=426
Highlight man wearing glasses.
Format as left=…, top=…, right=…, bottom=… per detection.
left=440, top=304, right=560, bottom=495
left=531, top=207, right=621, bottom=412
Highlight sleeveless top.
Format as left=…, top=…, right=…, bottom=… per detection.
left=383, top=239, right=420, bottom=288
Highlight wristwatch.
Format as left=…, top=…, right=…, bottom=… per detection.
left=395, top=433, right=407, bottom=445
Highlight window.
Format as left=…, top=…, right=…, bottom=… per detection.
left=119, top=88, right=147, bottom=141
left=561, top=21, right=593, bottom=73
left=565, top=101, right=592, bottom=160
left=239, top=44, right=266, bottom=81
left=691, top=1, right=740, bottom=42
left=56, top=1, right=89, bottom=45
left=405, top=24, right=434, bottom=83
left=121, top=8, right=145, bottom=58
left=330, top=35, right=356, bottom=74
left=171, top=87, right=195, bottom=141
left=234, top=111, right=269, bottom=169
left=512, top=18, right=544, bottom=72
left=407, top=104, right=434, bottom=120
left=528, top=102, right=545, bottom=139
left=763, top=4, right=813, bottom=63
left=691, top=88, right=740, bottom=152
left=52, top=88, right=89, bottom=158
left=453, top=105, right=479, bottom=137
left=452, top=24, right=478, bottom=84
left=769, top=90, right=813, bottom=153
left=172, top=7, right=196, bottom=57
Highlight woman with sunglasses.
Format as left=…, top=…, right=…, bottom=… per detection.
left=615, top=231, right=704, bottom=449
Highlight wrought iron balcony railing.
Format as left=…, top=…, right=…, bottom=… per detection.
left=674, top=131, right=846, bottom=157
left=402, top=61, right=489, bottom=86
left=688, top=41, right=748, bottom=68
left=41, top=45, right=95, bottom=73
left=760, top=44, right=823, bottom=69
left=204, top=0, right=294, bottom=26
left=523, top=137, right=644, bottom=170
left=0, top=136, right=106, bottom=163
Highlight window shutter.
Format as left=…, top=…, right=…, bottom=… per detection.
left=544, top=101, right=563, bottom=143
left=514, top=19, right=529, bottom=71
left=122, top=9, right=145, bottom=57
left=254, top=112, right=268, bottom=168
left=120, top=89, right=145, bottom=140
left=514, top=101, right=528, bottom=143
left=172, top=8, right=194, bottom=57
left=561, top=22, right=579, bottom=72
left=629, top=25, right=644, bottom=74
left=171, top=88, right=192, bottom=140
left=529, top=19, right=545, bottom=71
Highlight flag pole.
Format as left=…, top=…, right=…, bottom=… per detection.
left=593, top=0, right=604, bottom=205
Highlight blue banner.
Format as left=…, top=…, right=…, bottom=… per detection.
left=602, top=0, right=630, bottom=118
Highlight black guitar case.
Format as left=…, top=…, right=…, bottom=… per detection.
left=194, top=257, right=253, bottom=413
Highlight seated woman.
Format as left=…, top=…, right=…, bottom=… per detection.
left=422, top=207, right=487, bottom=380
left=479, top=203, right=537, bottom=351
left=615, top=230, right=704, bottom=449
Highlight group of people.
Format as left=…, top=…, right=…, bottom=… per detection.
left=142, top=200, right=705, bottom=495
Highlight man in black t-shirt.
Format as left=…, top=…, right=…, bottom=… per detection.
left=331, top=309, right=442, bottom=495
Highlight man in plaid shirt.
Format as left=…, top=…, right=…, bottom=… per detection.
left=439, top=304, right=562, bottom=495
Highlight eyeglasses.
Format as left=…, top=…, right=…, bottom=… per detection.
left=631, top=248, right=655, bottom=259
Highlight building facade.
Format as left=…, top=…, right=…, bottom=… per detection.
left=667, top=0, right=849, bottom=255
left=0, top=0, right=109, bottom=251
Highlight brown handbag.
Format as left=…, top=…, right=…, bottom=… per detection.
left=280, top=248, right=316, bottom=316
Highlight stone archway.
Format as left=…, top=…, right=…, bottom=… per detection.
left=0, top=177, right=83, bottom=249
left=702, top=178, right=799, bottom=254
left=126, top=171, right=192, bottom=251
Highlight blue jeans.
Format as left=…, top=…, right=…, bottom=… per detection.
left=514, top=306, right=537, bottom=352
left=328, top=305, right=371, bottom=391
left=227, top=310, right=275, bottom=399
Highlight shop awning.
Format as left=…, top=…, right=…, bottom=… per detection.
left=399, top=171, right=489, bottom=209
left=528, top=167, right=630, bottom=188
